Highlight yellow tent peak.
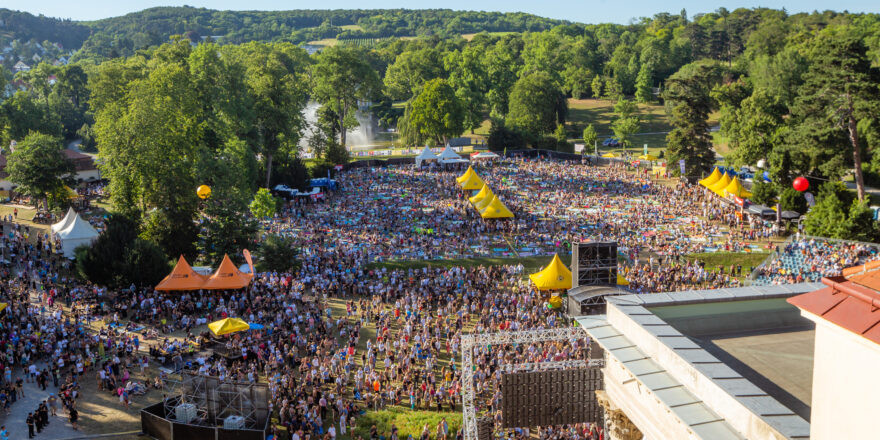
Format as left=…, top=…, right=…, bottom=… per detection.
left=469, top=185, right=493, bottom=205
left=208, top=317, right=249, bottom=336
left=529, top=254, right=573, bottom=290
left=722, top=177, right=752, bottom=198
left=480, top=196, right=514, bottom=218
left=458, top=171, right=485, bottom=190
left=456, top=166, right=476, bottom=184
left=474, top=192, right=496, bottom=211
left=699, top=167, right=722, bottom=188
left=709, top=172, right=732, bottom=194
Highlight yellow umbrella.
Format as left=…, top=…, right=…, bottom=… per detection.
left=638, top=154, right=659, bottom=161
left=601, top=152, right=619, bottom=158
left=548, top=295, right=563, bottom=309
left=208, top=317, right=250, bottom=336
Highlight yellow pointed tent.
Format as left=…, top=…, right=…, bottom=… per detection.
left=459, top=171, right=485, bottom=190
left=699, top=167, right=722, bottom=187
left=529, top=254, right=573, bottom=290
left=617, top=273, right=629, bottom=286
left=208, top=317, right=250, bottom=336
left=480, top=196, right=514, bottom=218
left=709, top=172, right=732, bottom=195
left=722, top=177, right=752, bottom=198
left=456, top=166, right=476, bottom=184
left=473, top=192, right=496, bottom=211
left=468, top=185, right=493, bottom=205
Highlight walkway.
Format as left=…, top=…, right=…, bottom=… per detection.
left=0, top=370, right=79, bottom=439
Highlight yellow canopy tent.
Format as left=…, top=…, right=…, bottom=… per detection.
left=208, top=317, right=250, bottom=336
left=468, top=185, right=493, bottom=205
left=458, top=171, right=485, bottom=190
left=473, top=192, right=496, bottom=211
left=638, top=154, right=659, bottom=161
left=617, top=273, right=629, bottom=286
left=722, top=177, right=752, bottom=198
left=709, top=172, right=733, bottom=195
left=601, top=152, right=619, bottom=158
left=480, top=196, right=514, bottom=218
left=529, top=254, right=573, bottom=290
left=699, top=167, right=722, bottom=187
left=456, top=166, right=476, bottom=184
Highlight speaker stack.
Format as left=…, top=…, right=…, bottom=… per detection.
left=571, top=241, right=618, bottom=287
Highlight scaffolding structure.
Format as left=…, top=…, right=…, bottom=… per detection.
left=161, top=372, right=270, bottom=429
left=460, top=327, right=602, bottom=440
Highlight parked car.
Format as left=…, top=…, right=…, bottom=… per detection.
left=602, top=138, right=620, bottom=147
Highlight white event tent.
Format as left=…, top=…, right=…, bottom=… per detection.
left=415, top=146, right=439, bottom=167
left=51, top=209, right=100, bottom=258
left=439, top=144, right=468, bottom=164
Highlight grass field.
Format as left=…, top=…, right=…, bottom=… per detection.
left=461, top=31, right=515, bottom=41
left=354, top=408, right=462, bottom=440
left=685, top=251, right=771, bottom=274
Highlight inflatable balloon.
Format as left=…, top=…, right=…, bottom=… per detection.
left=793, top=177, right=809, bottom=192
left=548, top=296, right=563, bottom=309
left=197, top=185, right=212, bottom=199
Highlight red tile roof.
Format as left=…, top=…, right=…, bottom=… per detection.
left=788, top=263, right=880, bottom=345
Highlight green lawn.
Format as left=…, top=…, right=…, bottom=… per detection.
left=354, top=408, right=461, bottom=440
left=685, top=251, right=771, bottom=274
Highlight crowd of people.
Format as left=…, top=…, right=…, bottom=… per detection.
left=753, top=237, right=879, bottom=285
left=1, top=156, right=878, bottom=440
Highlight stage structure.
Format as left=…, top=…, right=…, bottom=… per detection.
left=141, top=372, right=270, bottom=440
left=460, top=327, right=604, bottom=440
left=571, top=241, right=617, bottom=287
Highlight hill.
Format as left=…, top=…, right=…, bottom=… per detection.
left=0, top=7, right=568, bottom=61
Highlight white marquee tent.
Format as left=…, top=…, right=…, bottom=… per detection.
left=55, top=211, right=99, bottom=258
left=439, top=144, right=468, bottom=164
left=415, top=146, right=439, bottom=167
left=51, top=207, right=76, bottom=234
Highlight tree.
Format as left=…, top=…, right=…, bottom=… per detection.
left=76, top=214, right=170, bottom=288
left=384, top=48, right=446, bottom=100
left=312, top=46, right=381, bottom=148
left=486, top=118, right=525, bottom=152
left=603, top=77, right=623, bottom=101
left=198, top=197, right=258, bottom=266
left=5, top=132, right=74, bottom=209
left=590, top=75, right=604, bottom=98
left=663, top=65, right=717, bottom=178
left=789, top=29, right=880, bottom=202
left=778, top=187, right=807, bottom=214
left=446, top=46, right=489, bottom=134
left=804, top=190, right=848, bottom=237
left=723, top=89, right=786, bottom=167
left=507, top=71, right=564, bottom=137
left=249, top=188, right=279, bottom=219
left=562, top=66, right=593, bottom=99
left=256, top=235, right=299, bottom=273
left=634, top=64, right=653, bottom=103
left=838, top=200, right=880, bottom=242
left=750, top=180, right=777, bottom=206
left=582, top=124, right=598, bottom=153
left=611, top=98, right=640, bottom=147
left=400, top=79, right=464, bottom=145
left=1, top=91, right=62, bottom=145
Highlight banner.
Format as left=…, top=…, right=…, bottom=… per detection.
left=679, top=159, right=686, bottom=174
left=574, top=143, right=585, bottom=153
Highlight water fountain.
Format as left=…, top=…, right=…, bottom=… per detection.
left=300, top=101, right=378, bottom=154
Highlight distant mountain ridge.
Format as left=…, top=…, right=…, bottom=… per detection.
left=0, top=6, right=568, bottom=60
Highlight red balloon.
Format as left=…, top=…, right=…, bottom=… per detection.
left=793, top=177, right=809, bottom=192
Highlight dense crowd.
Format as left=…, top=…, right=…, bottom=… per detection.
left=754, top=237, right=879, bottom=285
left=1, top=157, right=878, bottom=440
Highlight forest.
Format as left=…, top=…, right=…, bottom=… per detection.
left=2, top=6, right=880, bottom=261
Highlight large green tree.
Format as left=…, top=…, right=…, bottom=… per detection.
left=788, top=29, right=880, bottom=201
left=663, top=64, right=717, bottom=177
left=611, top=98, right=640, bottom=147
left=507, top=71, right=565, bottom=137
left=400, top=79, right=464, bottom=145
left=5, top=132, right=74, bottom=209
left=311, top=46, right=381, bottom=148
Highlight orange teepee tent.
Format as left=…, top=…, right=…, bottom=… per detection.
left=155, top=255, right=207, bottom=291
left=202, top=254, right=252, bottom=290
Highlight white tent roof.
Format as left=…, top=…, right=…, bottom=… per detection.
left=415, top=146, right=439, bottom=166
left=57, top=213, right=99, bottom=240
left=439, top=144, right=462, bottom=160
left=472, top=151, right=500, bottom=160
left=51, top=207, right=76, bottom=233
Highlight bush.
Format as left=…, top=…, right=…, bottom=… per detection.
left=76, top=214, right=170, bottom=288
left=778, top=187, right=807, bottom=214
left=486, top=119, right=526, bottom=152
left=256, top=235, right=299, bottom=273
left=750, top=180, right=777, bottom=206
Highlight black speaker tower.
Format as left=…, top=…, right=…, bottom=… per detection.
left=571, top=241, right=618, bottom=287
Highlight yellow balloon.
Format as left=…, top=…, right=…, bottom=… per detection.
left=548, top=295, right=563, bottom=309
left=197, top=185, right=211, bottom=199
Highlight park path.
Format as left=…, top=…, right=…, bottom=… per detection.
left=0, top=369, right=80, bottom=439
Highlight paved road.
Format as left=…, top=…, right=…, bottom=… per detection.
left=0, top=369, right=79, bottom=439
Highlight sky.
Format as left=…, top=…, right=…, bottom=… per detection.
left=4, top=0, right=879, bottom=24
